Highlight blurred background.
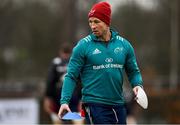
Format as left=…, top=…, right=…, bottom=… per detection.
left=0, top=0, right=179, bottom=124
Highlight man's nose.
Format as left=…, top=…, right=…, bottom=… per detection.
left=91, top=23, right=96, bottom=29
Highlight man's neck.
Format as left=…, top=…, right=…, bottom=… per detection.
left=99, top=29, right=111, bottom=42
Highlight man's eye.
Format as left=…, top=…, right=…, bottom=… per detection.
left=89, top=21, right=92, bottom=24
left=94, top=20, right=100, bottom=23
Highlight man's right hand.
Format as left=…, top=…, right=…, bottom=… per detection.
left=58, top=104, right=71, bottom=119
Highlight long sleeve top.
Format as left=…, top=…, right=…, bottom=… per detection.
left=61, top=29, right=143, bottom=105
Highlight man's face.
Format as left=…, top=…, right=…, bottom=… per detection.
left=88, top=17, right=108, bottom=38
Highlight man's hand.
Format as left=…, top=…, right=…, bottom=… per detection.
left=133, top=86, right=142, bottom=96
left=58, top=104, right=71, bottom=119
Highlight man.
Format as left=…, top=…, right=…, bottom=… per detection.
left=58, top=2, right=143, bottom=124
left=44, top=43, right=81, bottom=124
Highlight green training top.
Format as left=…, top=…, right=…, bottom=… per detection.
left=60, top=29, right=143, bottom=105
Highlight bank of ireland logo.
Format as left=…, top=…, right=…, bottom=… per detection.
left=105, top=58, right=113, bottom=63
left=114, top=47, right=123, bottom=54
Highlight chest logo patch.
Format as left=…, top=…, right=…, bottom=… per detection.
left=105, top=58, right=113, bottom=63
left=114, top=47, right=123, bottom=54
left=92, top=48, right=101, bottom=55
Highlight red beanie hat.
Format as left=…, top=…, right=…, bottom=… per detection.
left=88, top=1, right=111, bottom=26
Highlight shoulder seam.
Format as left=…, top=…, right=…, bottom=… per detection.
left=116, top=35, right=124, bottom=41
left=83, top=35, right=92, bottom=43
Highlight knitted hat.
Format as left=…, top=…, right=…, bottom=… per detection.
left=88, top=1, right=111, bottom=26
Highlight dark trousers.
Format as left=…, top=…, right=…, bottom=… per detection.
left=82, top=103, right=127, bottom=124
